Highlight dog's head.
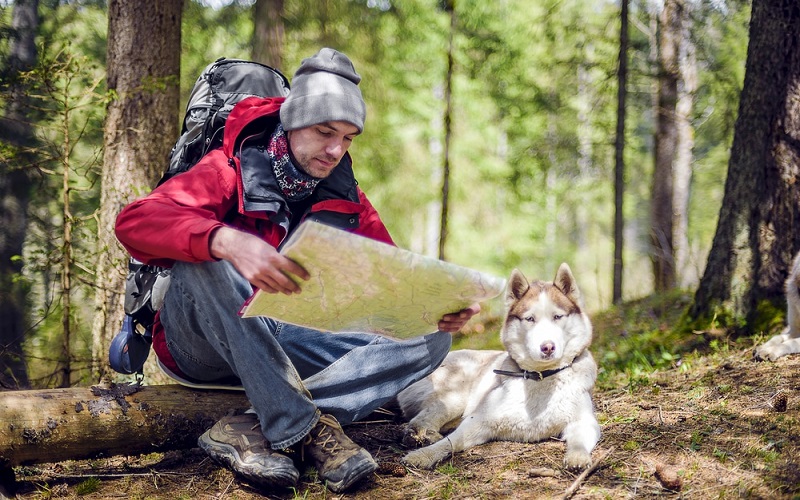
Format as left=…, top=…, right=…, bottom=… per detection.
left=500, top=263, right=593, bottom=371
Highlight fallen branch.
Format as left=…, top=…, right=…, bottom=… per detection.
left=0, top=383, right=250, bottom=467
left=561, top=447, right=614, bottom=500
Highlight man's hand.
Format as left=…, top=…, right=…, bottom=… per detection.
left=438, top=303, right=481, bottom=333
left=210, top=226, right=310, bottom=295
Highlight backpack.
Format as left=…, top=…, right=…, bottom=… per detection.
left=108, top=58, right=291, bottom=378
left=162, top=57, right=290, bottom=184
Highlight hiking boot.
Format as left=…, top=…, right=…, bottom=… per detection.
left=302, top=414, right=377, bottom=492
left=198, top=413, right=299, bottom=488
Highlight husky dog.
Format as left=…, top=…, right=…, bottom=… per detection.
left=755, top=251, right=800, bottom=361
left=397, top=264, right=601, bottom=470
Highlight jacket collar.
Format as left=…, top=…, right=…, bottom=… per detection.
left=223, top=96, right=285, bottom=158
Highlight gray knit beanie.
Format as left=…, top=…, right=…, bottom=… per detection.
left=280, top=48, right=366, bottom=133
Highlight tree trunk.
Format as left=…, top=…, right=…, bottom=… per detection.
left=439, top=0, right=456, bottom=261
left=0, top=384, right=249, bottom=466
left=650, top=0, right=682, bottom=292
left=0, top=0, right=39, bottom=390
left=690, top=0, right=800, bottom=324
left=252, top=0, right=284, bottom=70
left=91, top=0, right=182, bottom=381
left=612, top=0, right=629, bottom=304
left=673, top=17, right=697, bottom=289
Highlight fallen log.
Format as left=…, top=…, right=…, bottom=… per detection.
left=0, top=383, right=250, bottom=467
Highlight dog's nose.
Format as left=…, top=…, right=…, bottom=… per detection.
left=540, top=341, right=556, bottom=357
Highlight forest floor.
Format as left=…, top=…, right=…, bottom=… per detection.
left=7, top=293, right=800, bottom=499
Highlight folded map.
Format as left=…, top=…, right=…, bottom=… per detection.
left=238, top=221, right=507, bottom=338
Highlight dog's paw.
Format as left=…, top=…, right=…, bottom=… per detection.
left=401, top=447, right=442, bottom=469
left=564, top=450, right=593, bottom=470
left=401, top=425, right=443, bottom=448
left=754, top=344, right=785, bottom=362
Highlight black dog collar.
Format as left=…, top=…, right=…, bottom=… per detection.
left=493, top=364, right=571, bottom=381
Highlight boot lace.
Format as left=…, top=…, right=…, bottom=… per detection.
left=303, top=414, right=344, bottom=460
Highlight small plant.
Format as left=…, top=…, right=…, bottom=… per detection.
left=436, top=462, right=460, bottom=477
left=34, top=482, right=53, bottom=500
left=290, top=487, right=310, bottom=500
left=75, top=477, right=100, bottom=495
left=687, top=387, right=706, bottom=400
left=625, top=373, right=652, bottom=394
left=690, top=431, right=704, bottom=451
left=748, top=445, right=780, bottom=464
left=709, top=338, right=729, bottom=354
left=436, top=480, right=457, bottom=499
left=623, top=440, right=640, bottom=451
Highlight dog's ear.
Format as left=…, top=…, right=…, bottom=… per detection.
left=555, top=263, right=583, bottom=308
left=507, top=269, right=529, bottom=304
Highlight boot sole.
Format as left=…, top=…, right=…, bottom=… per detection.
left=198, top=430, right=299, bottom=488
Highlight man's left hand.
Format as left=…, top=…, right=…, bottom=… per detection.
left=438, top=303, right=481, bottom=333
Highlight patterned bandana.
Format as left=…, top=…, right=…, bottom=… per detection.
left=268, top=124, right=321, bottom=201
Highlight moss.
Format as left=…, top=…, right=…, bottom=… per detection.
left=750, top=297, right=786, bottom=335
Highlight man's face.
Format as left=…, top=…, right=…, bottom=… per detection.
left=287, top=121, right=359, bottom=179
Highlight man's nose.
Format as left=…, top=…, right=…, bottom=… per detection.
left=325, top=139, right=345, bottom=157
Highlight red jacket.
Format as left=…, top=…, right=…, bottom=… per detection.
left=115, top=96, right=394, bottom=379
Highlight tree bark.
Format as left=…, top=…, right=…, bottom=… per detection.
left=439, top=0, right=456, bottom=261
left=612, top=0, right=629, bottom=304
left=0, top=0, right=39, bottom=390
left=650, top=0, right=683, bottom=292
left=690, top=0, right=800, bottom=322
left=0, top=384, right=249, bottom=467
left=252, top=0, right=285, bottom=70
left=673, top=15, right=697, bottom=288
left=91, top=0, right=182, bottom=381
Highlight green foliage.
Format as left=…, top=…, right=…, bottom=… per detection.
left=181, top=1, right=253, bottom=105
left=6, top=4, right=107, bottom=387
left=591, top=289, right=701, bottom=389
left=676, top=301, right=740, bottom=340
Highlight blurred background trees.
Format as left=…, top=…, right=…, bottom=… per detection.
left=1, top=0, right=795, bottom=388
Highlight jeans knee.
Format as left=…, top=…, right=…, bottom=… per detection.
left=425, top=331, right=452, bottom=368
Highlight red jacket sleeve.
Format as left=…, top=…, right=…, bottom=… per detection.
left=115, top=149, right=236, bottom=267
left=355, top=187, right=395, bottom=246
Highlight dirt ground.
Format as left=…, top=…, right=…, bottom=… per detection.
left=7, top=343, right=800, bottom=499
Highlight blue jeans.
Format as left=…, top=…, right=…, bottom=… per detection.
left=159, top=259, right=452, bottom=449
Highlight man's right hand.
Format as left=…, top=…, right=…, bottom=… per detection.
left=210, top=226, right=310, bottom=295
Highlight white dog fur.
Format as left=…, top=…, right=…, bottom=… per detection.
left=755, top=251, right=800, bottom=361
left=397, top=264, right=601, bottom=470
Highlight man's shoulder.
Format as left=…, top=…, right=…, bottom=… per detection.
left=179, top=149, right=238, bottom=191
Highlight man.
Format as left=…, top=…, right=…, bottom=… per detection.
left=115, top=48, right=479, bottom=493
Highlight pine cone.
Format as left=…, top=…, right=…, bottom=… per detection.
left=377, top=460, right=407, bottom=477
left=770, top=392, right=788, bottom=412
left=654, top=463, right=682, bottom=491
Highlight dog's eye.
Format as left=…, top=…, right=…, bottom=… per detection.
left=553, top=314, right=564, bottom=321
left=524, top=316, right=536, bottom=323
